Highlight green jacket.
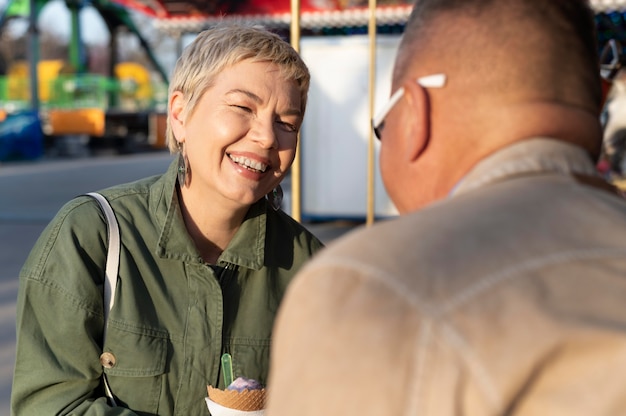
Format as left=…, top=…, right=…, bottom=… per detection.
left=12, top=159, right=324, bottom=415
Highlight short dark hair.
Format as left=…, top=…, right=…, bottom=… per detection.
left=399, top=0, right=601, bottom=110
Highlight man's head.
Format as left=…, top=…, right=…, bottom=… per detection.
left=379, top=0, right=603, bottom=213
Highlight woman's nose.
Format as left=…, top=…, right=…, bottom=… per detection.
left=250, top=118, right=278, bottom=149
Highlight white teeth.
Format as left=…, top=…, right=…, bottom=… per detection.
left=229, top=154, right=268, bottom=172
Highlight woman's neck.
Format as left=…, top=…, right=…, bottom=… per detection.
left=178, top=187, right=249, bottom=264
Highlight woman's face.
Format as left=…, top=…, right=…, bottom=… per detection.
left=170, top=59, right=302, bottom=209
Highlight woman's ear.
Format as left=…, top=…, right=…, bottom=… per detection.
left=169, top=91, right=185, bottom=143
left=401, top=80, right=430, bottom=162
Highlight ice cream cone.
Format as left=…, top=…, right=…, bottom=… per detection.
left=206, top=385, right=266, bottom=415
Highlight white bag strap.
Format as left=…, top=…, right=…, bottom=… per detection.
left=86, top=192, right=120, bottom=407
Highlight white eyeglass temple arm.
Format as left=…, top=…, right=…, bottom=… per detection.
left=372, top=74, right=447, bottom=127
left=373, top=87, right=405, bottom=127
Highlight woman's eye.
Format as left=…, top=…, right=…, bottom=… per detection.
left=232, top=105, right=252, bottom=113
left=277, top=121, right=297, bottom=132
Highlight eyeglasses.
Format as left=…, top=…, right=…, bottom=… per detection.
left=600, top=39, right=623, bottom=83
left=372, top=73, right=447, bottom=141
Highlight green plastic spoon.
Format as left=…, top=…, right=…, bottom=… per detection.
left=221, top=353, right=234, bottom=387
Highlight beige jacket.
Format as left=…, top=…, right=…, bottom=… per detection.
left=266, top=138, right=626, bottom=415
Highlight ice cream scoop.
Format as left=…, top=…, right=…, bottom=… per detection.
left=226, top=377, right=263, bottom=392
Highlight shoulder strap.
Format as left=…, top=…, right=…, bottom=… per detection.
left=86, top=192, right=120, bottom=342
left=86, top=192, right=119, bottom=407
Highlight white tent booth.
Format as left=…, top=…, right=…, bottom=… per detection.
left=298, top=34, right=401, bottom=221
left=293, top=0, right=626, bottom=221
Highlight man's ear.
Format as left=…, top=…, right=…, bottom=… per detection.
left=402, top=80, right=430, bottom=162
left=169, top=91, right=185, bottom=142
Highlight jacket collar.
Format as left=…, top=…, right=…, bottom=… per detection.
left=150, top=158, right=267, bottom=269
left=451, top=138, right=599, bottom=197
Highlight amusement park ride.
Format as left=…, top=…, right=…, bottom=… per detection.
left=0, top=0, right=173, bottom=159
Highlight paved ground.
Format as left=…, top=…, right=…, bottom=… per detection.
left=0, top=151, right=361, bottom=415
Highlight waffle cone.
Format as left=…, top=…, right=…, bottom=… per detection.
left=207, top=385, right=266, bottom=411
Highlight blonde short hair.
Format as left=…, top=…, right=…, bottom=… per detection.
left=166, top=23, right=311, bottom=153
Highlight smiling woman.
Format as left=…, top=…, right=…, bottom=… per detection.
left=11, top=23, right=324, bottom=416
left=170, top=59, right=302, bottom=230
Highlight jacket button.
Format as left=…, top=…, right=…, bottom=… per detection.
left=100, top=352, right=116, bottom=368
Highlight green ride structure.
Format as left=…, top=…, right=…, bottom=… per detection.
left=0, top=0, right=170, bottom=160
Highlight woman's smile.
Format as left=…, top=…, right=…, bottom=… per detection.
left=228, top=153, right=270, bottom=174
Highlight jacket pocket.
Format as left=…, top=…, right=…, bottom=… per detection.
left=102, top=323, right=169, bottom=413
left=228, top=339, right=271, bottom=386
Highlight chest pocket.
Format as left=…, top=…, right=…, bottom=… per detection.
left=103, top=323, right=169, bottom=413
left=223, top=340, right=271, bottom=387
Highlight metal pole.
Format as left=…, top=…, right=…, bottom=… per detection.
left=366, top=0, right=377, bottom=226
left=28, top=0, right=40, bottom=112
left=290, top=0, right=302, bottom=222
left=67, top=0, right=84, bottom=72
